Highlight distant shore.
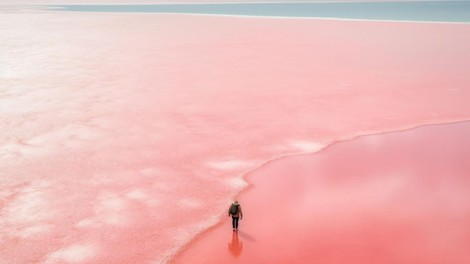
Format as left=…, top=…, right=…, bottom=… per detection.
left=47, top=1, right=470, bottom=23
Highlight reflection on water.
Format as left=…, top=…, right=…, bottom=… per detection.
left=228, top=231, right=243, bottom=257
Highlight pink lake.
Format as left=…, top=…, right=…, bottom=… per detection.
left=173, top=121, right=470, bottom=264
left=1, top=4, right=470, bottom=264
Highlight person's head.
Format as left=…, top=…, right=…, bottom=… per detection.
left=234, top=200, right=239, bottom=205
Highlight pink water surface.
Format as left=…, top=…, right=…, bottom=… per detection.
left=173, top=121, right=470, bottom=264
left=1, top=8, right=470, bottom=264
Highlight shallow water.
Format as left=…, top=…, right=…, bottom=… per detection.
left=173, top=121, right=470, bottom=263
left=1, top=6, right=470, bottom=264
left=50, top=1, right=470, bottom=22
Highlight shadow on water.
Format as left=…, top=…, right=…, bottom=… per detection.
left=228, top=231, right=243, bottom=257
left=237, top=230, right=256, bottom=242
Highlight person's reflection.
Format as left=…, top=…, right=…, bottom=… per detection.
left=228, top=231, right=243, bottom=257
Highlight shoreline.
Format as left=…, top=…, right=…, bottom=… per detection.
left=164, top=118, right=470, bottom=262
left=15, top=4, right=470, bottom=25
left=40, top=9, right=470, bottom=25
left=37, top=1, right=470, bottom=24
left=171, top=120, right=470, bottom=263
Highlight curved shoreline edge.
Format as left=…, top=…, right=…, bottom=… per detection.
left=167, top=118, right=470, bottom=263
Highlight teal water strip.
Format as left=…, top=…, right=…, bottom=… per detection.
left=48, top=1, right=470, bottom=22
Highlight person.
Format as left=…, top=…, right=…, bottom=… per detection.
left=228, top=200, right=243, bottom=231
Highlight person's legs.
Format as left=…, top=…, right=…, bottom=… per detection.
left=232, top=217, right=239, bottom=230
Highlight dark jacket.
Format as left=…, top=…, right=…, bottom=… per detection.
left=228, top=203, right=243, bottom=218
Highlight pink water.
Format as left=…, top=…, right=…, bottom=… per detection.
left=1, top=8, right=470, bottom=264
left=173, top=121, right=470, bottom=264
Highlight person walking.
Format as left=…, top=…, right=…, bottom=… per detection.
left=228, top=200, right=243, bottom=231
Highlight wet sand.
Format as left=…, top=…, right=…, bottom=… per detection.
left=172, top=121, right=470, bottom=263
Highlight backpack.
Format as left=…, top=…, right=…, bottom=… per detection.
left=230, top=204, right=239, bottom=215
